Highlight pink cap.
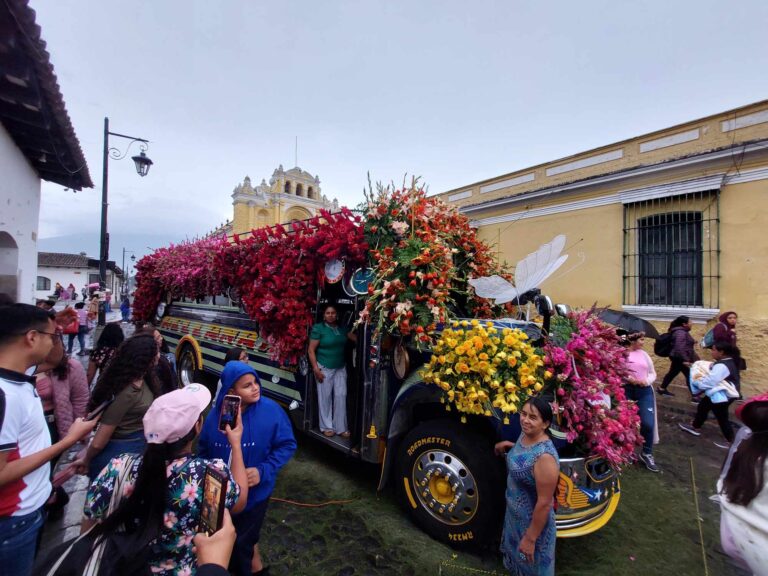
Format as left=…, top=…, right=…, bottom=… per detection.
left=143, top=383, right=211, bottom=444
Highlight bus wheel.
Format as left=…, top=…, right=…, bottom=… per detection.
left=177, top=343, right=200, bottom=387
left=396, top=420, right=505, bottom=550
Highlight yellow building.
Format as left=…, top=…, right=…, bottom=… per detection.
left=213, top=165, right=338, bottom=238
left=438, top=100, right=768, bottom=395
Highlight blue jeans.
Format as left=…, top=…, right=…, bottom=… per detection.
left=0, top=508, right=44, bottom=576
left=624, top=385, right=655, bottom=454
left=67, top=325, right=88, bottom=354
left=88, top=431, right=146, bottom=480
left=232, top=498, right=270, bottom=575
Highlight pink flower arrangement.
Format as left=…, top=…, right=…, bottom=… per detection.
left=544, top=310, right=642, bottom=468
left=132, top=235, right=229, bottom=322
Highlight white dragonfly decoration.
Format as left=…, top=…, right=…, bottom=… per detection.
left=468, top=234, right=568, bottom=304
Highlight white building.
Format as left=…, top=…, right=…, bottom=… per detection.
left=0, top=1, right=92, bottom=303
left=36, top=252, right=122, bottom=301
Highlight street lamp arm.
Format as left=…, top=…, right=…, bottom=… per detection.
left=108, top=138, right=148, bottom=161
left=107, top=130, right=149, bottom=143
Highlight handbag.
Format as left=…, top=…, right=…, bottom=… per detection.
left=62, top=317, right=79, bottom=335
left=35, top=456, right=153, bottom=576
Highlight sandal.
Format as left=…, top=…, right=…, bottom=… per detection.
left=323, top=430, right=335, bottom=437
left=339, top=431, right=351, bottom=438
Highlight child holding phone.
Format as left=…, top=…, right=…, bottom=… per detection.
left=78, top=385, right=249, bottom=576
left=199, top=362, right=297, bottom=576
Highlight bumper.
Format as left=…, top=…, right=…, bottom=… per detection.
left=555, top=456, right=621, bottom=538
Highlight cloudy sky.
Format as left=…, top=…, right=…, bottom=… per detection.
left=34, top=0, right=768, bottom=262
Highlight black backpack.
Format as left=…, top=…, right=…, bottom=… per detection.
left=654, top=332, right=674, bottom=357
left=34, top=527, right=154, bottom=576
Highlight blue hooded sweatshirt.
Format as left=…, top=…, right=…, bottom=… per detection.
left=198, top=361, right=297, bottom=511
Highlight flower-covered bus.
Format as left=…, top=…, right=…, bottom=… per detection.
left=135, top=181, right=638, bottom=549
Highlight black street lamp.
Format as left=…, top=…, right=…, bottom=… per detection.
left=99, top=117, right=152, bottom=326
left=121, top=249, right=136, bottom=296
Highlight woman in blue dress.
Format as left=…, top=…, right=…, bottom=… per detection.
left=495, top=397, right=560, bottom=575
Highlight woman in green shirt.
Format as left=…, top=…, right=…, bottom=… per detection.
left=308, top=305, right=356, bottom=438
left=73, top=333, right=162, bottom=479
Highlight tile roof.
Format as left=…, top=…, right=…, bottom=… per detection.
left=38, top=252, right=90, bottom=268
left=0, top=0, right=93, bottom=190
left=37, top=252, right=124, bottom=276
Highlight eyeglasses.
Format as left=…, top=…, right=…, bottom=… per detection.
left=35, top=330, right=64, bottom=343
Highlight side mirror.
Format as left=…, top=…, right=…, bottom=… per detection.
left=555, top=303, right=572, bottom=316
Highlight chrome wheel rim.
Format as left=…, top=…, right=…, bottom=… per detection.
left=412, top=450, right=478, bottom=525
left=178, top=349, right=195, bottom=386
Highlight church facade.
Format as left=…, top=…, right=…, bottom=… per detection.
left=215, top=165, right=338, bottom=238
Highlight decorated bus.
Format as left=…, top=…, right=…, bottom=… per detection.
left=132, top=180, right=640, bottom=548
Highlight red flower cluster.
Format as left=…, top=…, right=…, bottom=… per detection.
left=215, top=208, right=367, bottom=365
left=543, top=311, right=642, bottom=468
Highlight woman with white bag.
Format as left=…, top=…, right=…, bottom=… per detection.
left=679, top=342, right=742, bottom=448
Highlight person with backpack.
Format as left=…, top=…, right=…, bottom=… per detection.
left=679, top=342, right=742, bottom=449
left=66, top=302, right=89, bottom=357
left=700, top=311, right=738, bottom=349
left=656, top=315, right=698, bottom=398
left=713, top=311, right=738, bottom=345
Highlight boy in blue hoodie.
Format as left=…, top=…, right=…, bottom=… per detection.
left=199, top=361, right=297, bottom=575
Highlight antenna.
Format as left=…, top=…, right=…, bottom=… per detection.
left=295, top=136, right=298, bottom=167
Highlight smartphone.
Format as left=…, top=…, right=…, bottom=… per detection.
left=85, top=397, right=114, bottom=421
left=218, top=395, right=241, bottom=432
left=199, top=465, right=228, bottom=535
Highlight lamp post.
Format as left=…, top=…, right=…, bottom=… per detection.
left=121, top=249, right=136, bottom=296
left=99, top=117, right=152, bottom=326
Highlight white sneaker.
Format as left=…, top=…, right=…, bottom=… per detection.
left=639, top=452, right=660, bottom=473
left=678, top=423, right=701, bottom=437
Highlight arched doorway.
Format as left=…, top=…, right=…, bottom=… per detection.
left=0, top=232, right=19, bottom=302
left=283, top=207, right=313, bottom=223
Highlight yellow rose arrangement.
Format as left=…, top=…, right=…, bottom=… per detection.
left=421, top=320, right=545, bottom=423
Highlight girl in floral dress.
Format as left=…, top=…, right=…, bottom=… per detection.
left=81, top=384, right=249, bottom=575
left=495, top=397, right=560, bottom=576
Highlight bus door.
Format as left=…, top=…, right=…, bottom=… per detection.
left=303, top=287, right=358, bottom=454
left=358, top=325, right=386, bottom=463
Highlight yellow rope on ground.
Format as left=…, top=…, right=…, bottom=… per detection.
left=269, top=496, right=355, bottom=507
left=438, top=560, right=500, bottom=575
left=689, top=457, right=710, bottom=576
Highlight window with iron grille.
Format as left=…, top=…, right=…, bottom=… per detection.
left=36, top=276, right=51, bottom=291
left=623, top=190, right=719, bottom=308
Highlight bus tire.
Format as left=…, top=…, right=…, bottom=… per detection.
left=177, top=343, right=201, bottom=388
left=396, top=419, right=505, bottom=550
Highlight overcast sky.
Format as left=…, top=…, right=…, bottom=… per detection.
left=33, top=0, right=768, bottom=262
